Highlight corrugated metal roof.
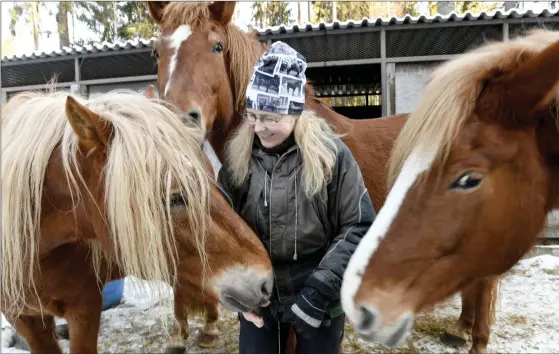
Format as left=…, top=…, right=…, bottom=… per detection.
left=256, top=8, right=559, bottom=35
left=1, top=37, right=156, bottom=63
left=2, top=8, right=558, bottom=63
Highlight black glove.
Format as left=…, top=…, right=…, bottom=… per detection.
left=266, top=298, right=288, bottom=322
left=282, top=287, right=330, bottom=339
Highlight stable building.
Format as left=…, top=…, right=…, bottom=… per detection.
left=2, top=8, right=559, bottom=119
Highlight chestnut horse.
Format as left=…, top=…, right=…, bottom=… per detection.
left=147, top=1, right=498, bottom=352
left=341, top=30, right=559, bottom=353
left=1, top=90, right=273, bottom=354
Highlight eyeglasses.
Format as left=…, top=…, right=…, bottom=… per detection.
left=245, top=113, right=284, bottom=125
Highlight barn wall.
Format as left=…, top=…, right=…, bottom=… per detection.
left=394, top=61, right=443, bottom=114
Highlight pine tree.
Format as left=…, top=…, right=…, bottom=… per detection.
left=312, top=1, right=333, bottom=22
left=117, top=2, right=158, bottom=39
left=265, top=1, right=291, bottom=26
left=252, top=1, right=266, bottom=28
left=335, top=2, right=369, bottom=21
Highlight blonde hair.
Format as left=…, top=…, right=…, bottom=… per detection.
left=387, top=29, right=559, bottom=187
left=225, top=110, right=340, bottom=197
left=1, top=89, right=210, bottom=317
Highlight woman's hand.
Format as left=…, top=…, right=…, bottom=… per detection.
left=282, top=287, right=330, bottom=339
left=241, top=312, right=264, bottom=328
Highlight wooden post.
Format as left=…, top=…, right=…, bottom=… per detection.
left=386, top=62, right=396, bottom=116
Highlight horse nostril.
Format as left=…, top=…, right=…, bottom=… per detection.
left=357, top=304, right=379, bottom=334
left=186, top=108, right=201, bottom=124
left=385, top=312, right=414, bottom=347
left=261, top=282, right=270, bottom=297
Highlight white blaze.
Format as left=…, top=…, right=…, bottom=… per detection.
left=164, top=25, right=192, bottom=97
left=341, top=146, right=436, bottom=324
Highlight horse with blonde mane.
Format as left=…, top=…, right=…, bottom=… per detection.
left=340, top=30, right=559, bottom=353
left=1, top=89, right=273, bottom=354
left=146, top=1, right=500, bottom=353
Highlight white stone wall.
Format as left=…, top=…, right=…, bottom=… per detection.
left=394, top=62, right=442, bottom=114
left=545, top=210, right=559, bottom=238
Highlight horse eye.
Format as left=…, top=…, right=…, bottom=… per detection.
left=450, top=172, right=483, bottom=190
left=212, top=42, right=224, bottom=54
left=169, top=193, right=187, bottom=211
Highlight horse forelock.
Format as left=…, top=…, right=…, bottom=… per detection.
left=160, top=2, right=210, bottom=33
left=1, top=89, right=211, bottom=316
left=387, top=29, right=559, bottom=188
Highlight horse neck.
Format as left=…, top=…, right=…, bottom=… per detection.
left=208, top=110, right=244, bottom=162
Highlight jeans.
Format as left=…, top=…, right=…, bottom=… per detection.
left=238, top=310, right=345, bottom=354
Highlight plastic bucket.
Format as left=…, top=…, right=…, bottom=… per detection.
left=102, top=279, right=124, bottom=310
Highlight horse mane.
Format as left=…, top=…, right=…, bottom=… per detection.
left=226, top=27, right=266, bottom=113
left=161, top=2, right=265, bottom=113
left=1, top=89, right=211, bottom=316
left=387, top=29, right=559, bottom=187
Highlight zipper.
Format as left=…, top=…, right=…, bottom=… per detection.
left=255, top=160, right=270, bottom=206
left=268, top=150, right=295, bottom=303
left=254, top=147, right=298, bottom=303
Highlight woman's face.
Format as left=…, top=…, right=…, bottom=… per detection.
left=246, top=109, right=296, bottom=149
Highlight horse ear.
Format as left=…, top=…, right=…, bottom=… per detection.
left=144, top=84, right=157, bottom=99
left=148, top=1, right=170, bottom=24
left=477, top=39, right=559, bottom=127
left=65, top=96, right=111, bottom=155
left=209, top=1, right=236, bottom=25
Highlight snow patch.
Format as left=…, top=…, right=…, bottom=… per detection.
left=2, top=256, right=558, bottom=353
left=122, top=276, right=173, bottom=310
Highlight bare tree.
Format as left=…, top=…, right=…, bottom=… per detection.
left=9, top=2, right=46, bottom=51
left=56, top=2, right=71, bottom=48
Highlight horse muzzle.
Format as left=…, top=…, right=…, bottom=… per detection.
left=212, top=265, right=273, bottom=313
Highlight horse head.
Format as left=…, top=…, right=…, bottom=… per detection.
left=148, top=1, right=265, bottom=160
left=1, top=90, right=273, bottom=317
left=341, top=31, right=559, bottom=347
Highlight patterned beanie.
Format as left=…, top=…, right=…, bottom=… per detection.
left=245, top=41, right=307, bottom=116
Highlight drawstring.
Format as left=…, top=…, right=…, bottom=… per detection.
left=293, top=167, right=298, bottom=261
left=264, top=171, right=268, bottom=207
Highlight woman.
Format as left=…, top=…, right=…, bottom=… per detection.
left=217, top=41, right=376, bottom=354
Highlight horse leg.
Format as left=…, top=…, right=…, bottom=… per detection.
left=470, top=278, right=498, bottom=354
left=165, top=288, right=189, bottom=354
left=7, top=314, right=61, bottom=354
left=65, top=292, right=102, bottom=354
left=286, top=327, right=297, bottom=354
left=441, top=285, right=477, bottom=346
left=285, top=323, right=344, bottom=354
left=196, top=303, right=220, bottom=348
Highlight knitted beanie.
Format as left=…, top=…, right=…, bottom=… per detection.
left=245, top=41, right=307, bottom=116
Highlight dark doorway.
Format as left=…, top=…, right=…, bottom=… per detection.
left=305, top=63, right=382, bottom=119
